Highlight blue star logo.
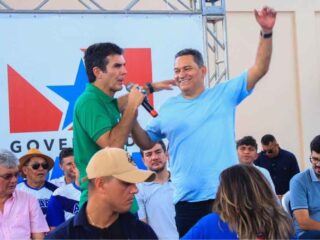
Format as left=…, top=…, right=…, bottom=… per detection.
left=48, top=59, right=88, bottom=129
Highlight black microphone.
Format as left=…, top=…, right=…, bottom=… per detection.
left=126, top=83, right=158, bottom=118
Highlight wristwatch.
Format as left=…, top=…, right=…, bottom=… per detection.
left=260, top=30, right=272, bottom=39
left=146, top=82, right=155, bottom=94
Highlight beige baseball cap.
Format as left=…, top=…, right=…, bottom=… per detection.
left=85, top=147, right=155, bottom=183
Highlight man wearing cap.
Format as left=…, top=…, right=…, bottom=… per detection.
left=0, top=149, right=49, bottom=240
left=17, top=148, right=57, bottom=216
left=46, top=148, right=158, bottom=239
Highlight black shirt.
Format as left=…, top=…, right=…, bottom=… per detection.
left=254, top=148, right=300, bottom=195
left=45, top=203, right=158, bottom=239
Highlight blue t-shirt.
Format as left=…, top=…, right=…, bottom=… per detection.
left=47, top=182, right=81, bottom=227
left=146, top=71, right=251, bottom=203
left=290, top=168, right=320, bottom=236
left=182, top=212, right=237, bottom=239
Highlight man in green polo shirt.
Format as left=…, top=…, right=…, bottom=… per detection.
left=73, top=42, right=174, bottom=211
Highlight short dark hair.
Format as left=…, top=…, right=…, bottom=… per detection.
left=59, top=147, right=73, bottom=164
left=140, top=140, right=167, bottom=157
left=310, top=135, right=320, bottom=153
left=261, top=134, right=276, bottom=145
left=175, top=48, right=204, bottom=67
left=84, top=42, right=123, bottom=83
left=236, top=136, right=258, bottom=150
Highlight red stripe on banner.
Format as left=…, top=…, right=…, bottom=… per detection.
left=8, top=65, right=63, bottom=133
left=124, top=48, right=154, bottom=105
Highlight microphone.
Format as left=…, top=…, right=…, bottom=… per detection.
left=126, top=83, right=158, bottom=118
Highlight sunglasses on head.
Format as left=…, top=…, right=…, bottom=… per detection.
left=29, top=162, right=49, bottom=170
left=266, top=149, right=273, bottom=154
left=0, top=172, right=19, bottom=180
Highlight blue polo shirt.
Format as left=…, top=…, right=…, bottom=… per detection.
left=290, top=168, right=320, bottom=236
left=146, top=71, right=252, bottom=203
left=45, top=202, right=157, bottom=239
left=254, top=148, right=300, bottom=195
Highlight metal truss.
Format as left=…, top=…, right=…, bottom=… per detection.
left=0, top=0, right=228, bottom=86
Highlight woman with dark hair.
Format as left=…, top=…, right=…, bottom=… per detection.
left=182, top=164, right=295, bottom=239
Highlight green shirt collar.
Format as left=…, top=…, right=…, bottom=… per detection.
left=86, top=83, right=116, bottom=103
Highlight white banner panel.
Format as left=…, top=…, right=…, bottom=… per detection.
left=0, top=13, right=205, bottom=177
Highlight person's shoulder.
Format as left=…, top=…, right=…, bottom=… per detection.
left=161, top=94, right=181, bottom=106
left=198, top=212, right=222, bottom=223
left=45, top=217, right=75, bottom=239
left=136, top=182, right=148, bottom=192
left=216, top=70, right=248, bottom=87
left=120, top=212, right=157, bottom=238
left=52, top=183, right=69, bottom=196
left=280, top=148, right=297, bottom=158
left=291, top=169, right=310, bottom=184
left=255, top=165, right=268, bottom=174
left=44, top=181, right=58, bottom=192
left=75, top=87, right=101, bottom=108
left=254, top=153, right=266, bottom=163
left=15, top=189, right=37, bottom=201
left=16, top=181, right=25, bottom=188
left=120, top=212, right=142, bottom=223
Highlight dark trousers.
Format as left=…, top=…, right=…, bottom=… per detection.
left=175, top=199, right=214, bottom=238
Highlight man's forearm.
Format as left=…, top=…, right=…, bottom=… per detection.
left=255, top=34, right=272, bottom=76
left=96, top=106, right=137, bottom=148
left=294, top=209, right=320, bottom=230
left=298, top=218, right=320, bottom=231
left=131, top=121, right=155, bottom=150
left=247, top=34, right=272, bottom=90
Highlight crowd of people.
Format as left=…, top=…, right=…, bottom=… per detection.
left=1, top=5, right=320, bottom=240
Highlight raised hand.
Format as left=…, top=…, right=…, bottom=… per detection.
left=254, top=6, right=277, bottom=32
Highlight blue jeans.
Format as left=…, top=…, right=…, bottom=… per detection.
left=175, top=199, right=214, bottom=238
left=299, top=230, right=320, bottom=239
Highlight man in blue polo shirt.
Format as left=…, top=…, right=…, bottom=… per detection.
left=290, top=135, right=320, bottom=239
left=132, top=6, right=277, bottom=236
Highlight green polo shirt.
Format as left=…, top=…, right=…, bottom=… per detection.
left=73, top=84, right=138, bottom=212
left=73, top=84, right=120, bottom=205
left=73, top=84, right=138, bottom=213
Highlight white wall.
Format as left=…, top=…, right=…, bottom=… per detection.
left=227, top=0, right=320, bottom=169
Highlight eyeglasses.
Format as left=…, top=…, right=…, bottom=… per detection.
left=0, top=172, right=19, bottom=180
left=310, top=157, right=320, bottom=164
left=28, top=163, right=49, bottom=170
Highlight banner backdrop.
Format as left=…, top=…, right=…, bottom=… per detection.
left=0, top=13, right=205, bottom=179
